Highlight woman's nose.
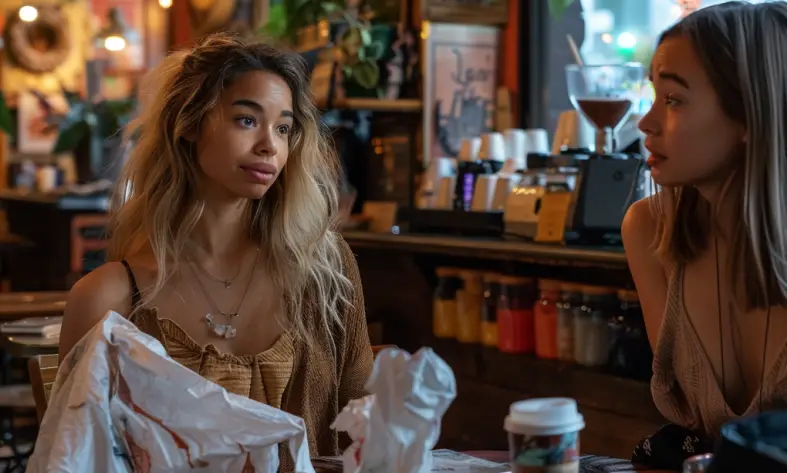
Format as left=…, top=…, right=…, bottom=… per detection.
left=255, top=130, right=278, bottom=156
left=638, top=105, right=660, bottom=136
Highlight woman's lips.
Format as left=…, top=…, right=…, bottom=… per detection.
left=240, top=165, right=276, bottom=184
left=646, top=153, right=667, bottom=167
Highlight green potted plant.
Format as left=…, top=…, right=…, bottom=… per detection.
left=548, top=0, right=576, bottom=19
left=259, top=0, right=390, bottom=93
left=52, top=91, right=135, bottom=183
left=0, top=92, right=14, bottom=138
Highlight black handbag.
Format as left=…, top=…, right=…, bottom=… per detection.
left=708, top=410, right=787, bottom=472
left=631, top=423, right=714, bottom=470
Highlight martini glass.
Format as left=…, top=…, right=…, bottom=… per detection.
left=566, top=63, right=645, bottom=155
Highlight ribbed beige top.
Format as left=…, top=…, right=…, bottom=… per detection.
left=651, top=265, right=787, bottom=437
left=126, top=237, right=374, bottom=471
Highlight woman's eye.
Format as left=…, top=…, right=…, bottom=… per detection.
left=664, top=94, right=680, bottom=106
left=237, top=117, right=256, bottom=128
left=277, top=125, right=291, bottom=134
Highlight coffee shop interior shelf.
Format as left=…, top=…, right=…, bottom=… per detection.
left=345, top=232, right=660, bottom=459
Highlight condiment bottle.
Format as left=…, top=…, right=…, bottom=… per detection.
left=573, top=285, right=616, bottom=367
left=481, top=273, right=501, bottom=347
left=433, top=267, right=462, bottom=339
left=456, top=270, right=483, bottom=343
left=497, top=276, right=536, bottom=353
left=454, top=137, right=483, bottom=211
left=534, top=279, right=561, bottom=360
left=557, top=283, right=583, bottom=362
left=608, top=289, right=653, bottom=380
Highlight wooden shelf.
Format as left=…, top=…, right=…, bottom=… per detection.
left=342, top=231, right=628, bottom=269
left=330, top=98, right=422, bottom=112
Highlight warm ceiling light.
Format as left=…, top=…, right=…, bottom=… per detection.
left=104, top=35, right=127, bottom=52
left=95, top=8, right=136, bottom=52
left=159, top=0, right=173, bottom=8
left=19, top=6, right=38, bottom=22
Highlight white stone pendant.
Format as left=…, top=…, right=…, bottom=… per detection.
left=205, top=313, right=237, bottom=339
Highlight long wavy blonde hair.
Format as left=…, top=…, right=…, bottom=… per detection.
left=108, top=33, right=352, bottom=344
left=652, top=2, right=787, bottom=310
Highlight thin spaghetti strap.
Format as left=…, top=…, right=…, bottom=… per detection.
left=120, top=260, right=142, bottom=309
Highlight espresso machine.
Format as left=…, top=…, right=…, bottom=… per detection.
left=504, top=63, right=649, bottom=245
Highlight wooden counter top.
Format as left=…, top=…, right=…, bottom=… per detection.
left=342, top=231, right=628, bottom=269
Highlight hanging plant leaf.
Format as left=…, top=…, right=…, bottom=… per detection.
left=548, top=0, right=575, bottom=20
left=362, top=42, right=384, bottom=61
left=53, top=120, right=91, bottom=154
left=350, top=61, right=379, bottom=89
left=0, top=93, right=14, bottom=138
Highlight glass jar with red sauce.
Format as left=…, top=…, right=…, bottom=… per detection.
left=534, top=279, right=561, bottom=359
left=496, top=276, right=536, bottom=353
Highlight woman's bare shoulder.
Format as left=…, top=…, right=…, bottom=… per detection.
left=59, top=262, right=135, bottom=358
left=622, top=195, right=659, bottom=242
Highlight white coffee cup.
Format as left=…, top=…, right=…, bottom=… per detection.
left=505, top=398, right=585, bottom=473
left=458, top=137, right=481, bottom=162
left=525, top=128, right=550, bottom=155
left=479, top=133, right=507, bottom=163
left=36, top=166, right=58, bottom=192
left=471, top=175, right=498, bottom=211
left=435, top=176, right=456, bottom=210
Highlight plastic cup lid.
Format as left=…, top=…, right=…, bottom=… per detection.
left=505, top=398, right=584, bottom=434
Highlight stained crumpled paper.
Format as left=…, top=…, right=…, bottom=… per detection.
left=331, top=347, right=457, bottom=473
left=26, top=311, right=315, bottom=473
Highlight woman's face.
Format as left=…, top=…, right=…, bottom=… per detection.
left=194, top=70, right=294, bottom=201
left=639, top=34, right=746, bottom=188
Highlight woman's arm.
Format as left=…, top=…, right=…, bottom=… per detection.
left=58, top=262, right=134, bottom=360
left=336, top=237, right=374, bottom=408
left=622, top=197, right=670, bottom=350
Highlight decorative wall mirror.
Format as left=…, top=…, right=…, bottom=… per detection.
left=3, top=6, right=72, bottom=74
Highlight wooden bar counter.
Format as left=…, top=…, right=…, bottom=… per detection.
left=343, top=230, right=662, bottom=460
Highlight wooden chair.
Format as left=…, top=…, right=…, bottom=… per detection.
left=372, top=344, right=395, bottom=357
left=27, top=354, right=58, bottom=424
left=30, top=345, right=398, bottom=423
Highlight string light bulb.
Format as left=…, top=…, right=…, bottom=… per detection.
left=159, top=0, right=173, bottom=8
left=18, top=6, right=38, bottom=22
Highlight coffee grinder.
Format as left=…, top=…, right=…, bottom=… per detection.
left=563, top=63, right=649, bottom=245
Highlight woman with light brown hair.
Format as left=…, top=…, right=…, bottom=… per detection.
left=58, top=33, right=374, bottom=466
left=623, top=1, right=787, bottom=470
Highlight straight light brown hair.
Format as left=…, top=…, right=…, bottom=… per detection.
left=652, top=2, right=787, bottom=310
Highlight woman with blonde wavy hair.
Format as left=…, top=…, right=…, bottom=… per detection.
left=621, top=1, right=787, bottom=470
left=58, top=33, right=374, bottom=463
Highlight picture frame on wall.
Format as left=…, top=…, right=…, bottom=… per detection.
left=17, top=91, right=68, bottom=155
left=421, top=0, right=507, bottom=25
left=422, top=23, right=499, bottom=166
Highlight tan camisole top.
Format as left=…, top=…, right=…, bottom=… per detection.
left=652, top=265, right=787, bottom=437
left=121, top=260, right=294, bottom=409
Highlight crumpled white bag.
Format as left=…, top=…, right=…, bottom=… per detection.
left=331, top=347, right=456, bottom=473
left=26, top=311, right=315, bottom=473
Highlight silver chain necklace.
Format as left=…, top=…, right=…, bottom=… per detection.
left=187, top=248, right=259, bottom=339
left=188, top=244, right=245, bottom=289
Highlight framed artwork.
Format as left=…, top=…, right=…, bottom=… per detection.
left=422, top=23, right=499, bottom=165
left=421, top=0, right=507, bottom=25
left=17, top=91, right=68, bottom=155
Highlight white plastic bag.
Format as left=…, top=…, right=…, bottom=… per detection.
left=332, top=347, right=457, bottom=473
left=26, top=311, right=315, bottom=473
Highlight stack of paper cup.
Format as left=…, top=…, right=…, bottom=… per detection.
left=505, top=398, right=585, bottom=473
left=503, top=129, right=527, bottom=174
left=458, top=137, right=481, bottom=162
left=478, top=132, right=507, bottom=171
left=525, top=129, right=550, bottom=155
